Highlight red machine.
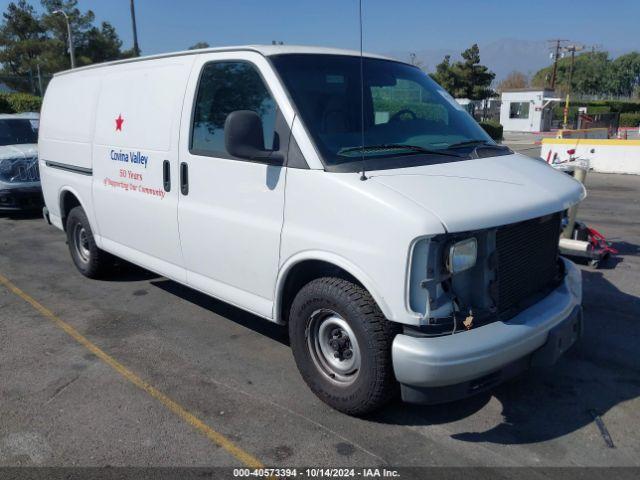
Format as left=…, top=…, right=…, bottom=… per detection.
left=551, top=149, right=617, bottom=267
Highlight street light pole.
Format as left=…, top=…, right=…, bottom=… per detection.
left=36, top=63, right=44, bottom=96
left=53, top=10, right=75, bottom=69
left=130, top=0, right=141, bottom=57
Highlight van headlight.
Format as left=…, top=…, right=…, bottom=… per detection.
left=446, top=238, right=477, bottom=274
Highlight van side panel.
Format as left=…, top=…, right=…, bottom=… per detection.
left=39, top=73, right=102, bottom=232
left=91, top=57, right=194, bottom=280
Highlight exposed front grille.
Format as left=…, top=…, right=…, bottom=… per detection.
left=495, top=213, right=562, bottom=318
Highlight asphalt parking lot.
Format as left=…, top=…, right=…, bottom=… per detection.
left=1, top=171, right=639, bottom=471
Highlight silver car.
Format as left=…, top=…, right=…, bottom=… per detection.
left=0, top=113, right=42, bottom=211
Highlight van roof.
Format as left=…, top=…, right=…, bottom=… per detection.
left=53, top=44, right=398, bottom=77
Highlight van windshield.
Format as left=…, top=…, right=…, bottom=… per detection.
left=0, top=119, right=38, bottom=146
left=270, top=54, right=497, bottom=171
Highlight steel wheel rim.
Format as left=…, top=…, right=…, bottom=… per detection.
left=73, top=224, right=90, bottom=264
left=307, top=309, right=361, bottom=385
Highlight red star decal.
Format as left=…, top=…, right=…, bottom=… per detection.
left=115, top=114, right=124, bottom=131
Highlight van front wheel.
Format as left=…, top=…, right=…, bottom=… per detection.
left=289, top=277, right=398, bottom=415
left=66, top=206, right=112, bottom=278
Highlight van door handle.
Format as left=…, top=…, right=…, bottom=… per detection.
left=162, top=160, right=171, bottom=192
left=180, top=162, right=189, bottom=195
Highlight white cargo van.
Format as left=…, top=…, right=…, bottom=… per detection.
left=39, top=45, right=584, bottom=415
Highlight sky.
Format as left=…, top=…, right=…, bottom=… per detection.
left=3, top=0, right=640, bottom=74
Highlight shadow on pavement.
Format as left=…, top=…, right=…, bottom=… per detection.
left=610, top=240, right=640, bottom=256
left=105, top=259, right=161, bottom=282
left=0, top=209, right=42, bottom=220
left=151, top=278, right=289, bottom=346
left=371, top=268, right=640, bottom=446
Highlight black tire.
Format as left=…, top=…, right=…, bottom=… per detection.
left=66, top=206, right=113, bottom=278
left=288, top=277, right=399, bottom=415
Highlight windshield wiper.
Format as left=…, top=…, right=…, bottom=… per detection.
left=338, top=144, right=464, bottom=158
left=446, top=139, right=495, bottom=149
left=446, top=140, right=512, bottom=157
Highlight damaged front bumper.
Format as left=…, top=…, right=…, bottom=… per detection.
left=392, top=257, right=583, bottom=404
left=0, top=184, right=43, bottom=211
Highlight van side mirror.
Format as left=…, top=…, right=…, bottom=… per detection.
left=224, top=110, right=283, bottom=164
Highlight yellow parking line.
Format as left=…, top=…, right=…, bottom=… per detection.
left=0, top=272, right=264, bottom=469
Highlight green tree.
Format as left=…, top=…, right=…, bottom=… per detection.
left=609, top=52, right=640, bottom=97
left=531, top=51, right=624, bottom=97
left=430, top=55, right=458, bottom=94
left=41, top=0, right=106, bottom=68
left=0, top=0, right=48, bottom=91
left=430, top=44, right=495, bottom=100
left=455, top=44, right=495, bottom=100
left=0, top=0, right=131, bottom=93
left=572, top=52, right=609, bottom=95
left=81, top=21, right=124, bottom=64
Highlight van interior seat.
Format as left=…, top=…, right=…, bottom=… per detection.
left=320, top=95, right=350, bottom=134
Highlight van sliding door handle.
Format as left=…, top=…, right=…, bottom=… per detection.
left=162, top=160, right=171, bottom=192
left=180, top=162, right=189, bottom=195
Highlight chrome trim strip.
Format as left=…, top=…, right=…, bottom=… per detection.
left=45, top=161, right=92, bottom=176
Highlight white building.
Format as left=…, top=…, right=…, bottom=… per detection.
left=499, top=88, right=560, bottom=133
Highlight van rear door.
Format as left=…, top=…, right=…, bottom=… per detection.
left=177, top=52, right=291, bottom=319
left=92, top=58, right=194, bottom=281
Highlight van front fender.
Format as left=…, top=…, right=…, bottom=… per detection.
left=274, top=251, right=394, bottom=324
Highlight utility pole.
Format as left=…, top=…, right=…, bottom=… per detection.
left=548, top=39, right=567, bottom=90
left=562, top=44, right=584, bottom=128
left=53, top=10, right=76, bottom=68
left=130, top=0, right=141, bottom=56
left=565, top=44, right=583, bottom=94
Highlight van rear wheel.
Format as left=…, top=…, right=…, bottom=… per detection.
left=288, top=277, right=398, bottom=415
left=66, top=206, right=112, bottom=278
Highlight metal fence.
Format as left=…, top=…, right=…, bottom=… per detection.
left=0, top=72, right=53, bottom=96
left=574, top=112, right=620, bottom=133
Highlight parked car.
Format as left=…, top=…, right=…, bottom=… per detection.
left=39, top=46, right=584, bottom=415
left=0, top=112, right=42, bottom=210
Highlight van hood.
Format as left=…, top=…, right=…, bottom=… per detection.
left=0, top=144, right=38, bottom=160
left=368, top=153, right=585, bottom=232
